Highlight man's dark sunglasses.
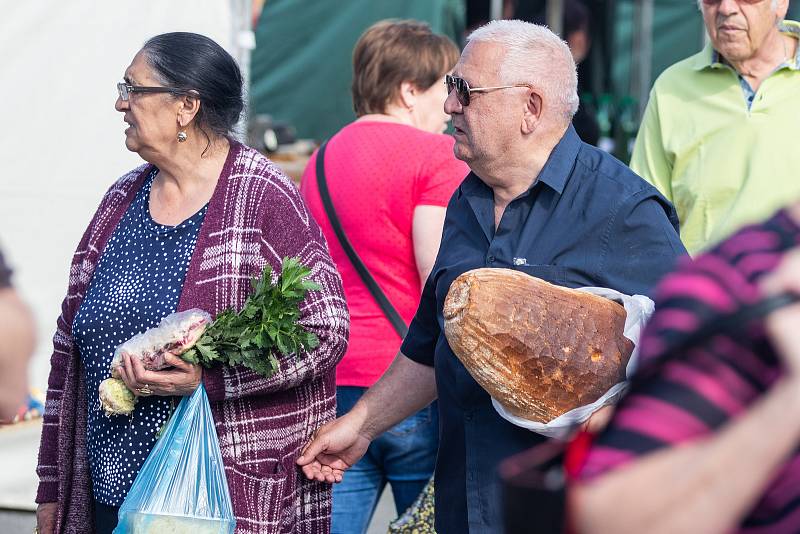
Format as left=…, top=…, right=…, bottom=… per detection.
left=445, top=74, right=530, bottom=106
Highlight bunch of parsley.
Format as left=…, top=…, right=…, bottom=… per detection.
left=181, top=257, right=321, bottom=378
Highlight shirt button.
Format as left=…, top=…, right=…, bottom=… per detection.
left=465, top=412, right=474, bottom=421
left=487, top=255, right=495, bottom=264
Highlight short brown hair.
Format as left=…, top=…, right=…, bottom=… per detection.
left=351, top=20, right=460, bottom=117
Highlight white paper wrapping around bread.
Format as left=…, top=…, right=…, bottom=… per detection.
left=493, top=287, right=654, bottom=440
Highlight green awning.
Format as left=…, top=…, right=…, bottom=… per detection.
left=250, top=0, right=465, bottom=141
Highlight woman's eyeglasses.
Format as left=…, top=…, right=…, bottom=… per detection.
left=117, top=82, right=191, bottom=102
left=701, top=0, right=765, bottom=5
left=445, top=74, right=530, bottom=106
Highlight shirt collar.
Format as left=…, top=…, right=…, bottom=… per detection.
left=534, top=124, right=581, bottom=195
left=693, top=20, right=800, bottom=71
left=460, top=124, right=581, bottom=199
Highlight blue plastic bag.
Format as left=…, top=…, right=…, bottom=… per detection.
left=113, top=384, right=235, bottom=534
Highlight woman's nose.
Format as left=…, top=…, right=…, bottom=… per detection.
left=115, top=96, right=129, bottom=112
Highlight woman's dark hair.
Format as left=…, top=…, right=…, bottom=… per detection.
left=524, top=0, right=590, bottom=38
left=141, top=32, right=244, bottom=140
left=562, top=0, right=590, bottom=38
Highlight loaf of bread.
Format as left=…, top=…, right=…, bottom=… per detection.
left=443, top=268, right=633, bottom=422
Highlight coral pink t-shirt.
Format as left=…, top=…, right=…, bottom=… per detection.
left=300, top=121, right=468, bottom=387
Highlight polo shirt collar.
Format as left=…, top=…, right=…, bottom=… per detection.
left=691, top=43, right=719, bottom=71
left=693, top=20, right=800, bottom=71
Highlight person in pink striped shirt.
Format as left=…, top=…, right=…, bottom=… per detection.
left=568, top=203, right=800, bottom=534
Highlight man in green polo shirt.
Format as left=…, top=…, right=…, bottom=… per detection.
left=632, top=0, right=800, bottom=255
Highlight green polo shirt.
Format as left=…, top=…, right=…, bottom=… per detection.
left=631, top=21, right=800, bottom=255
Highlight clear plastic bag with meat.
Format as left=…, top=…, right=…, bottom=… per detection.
left=99, top=309, right=212, bottom=416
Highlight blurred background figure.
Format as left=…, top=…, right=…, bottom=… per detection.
left=299, top=20, right=468, bottom=534
left=555, top=0, right=599, bottom=146
left=0, top=246, right=36, bottom=421
left=521, top=0, right=600, bottom=145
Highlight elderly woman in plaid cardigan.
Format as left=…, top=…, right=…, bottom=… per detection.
left=35, top=32, right=349, bottom=534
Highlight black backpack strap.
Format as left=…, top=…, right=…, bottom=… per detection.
left=316, top=141, right=409, bottom=339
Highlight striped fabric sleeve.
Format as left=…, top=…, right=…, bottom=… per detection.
left=577, top=216, right=797, bottom=480
left=36, top=210, right=102, bottom=503
left=35, top=296, right=73, bottom=503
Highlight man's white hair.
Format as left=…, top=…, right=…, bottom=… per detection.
left=467, top=19, right=579, bottom=121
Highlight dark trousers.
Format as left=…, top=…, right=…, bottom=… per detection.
left=93, top=500, right=119, bottom=534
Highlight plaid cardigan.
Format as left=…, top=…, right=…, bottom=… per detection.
left=36, top=141, right=349, bottom=533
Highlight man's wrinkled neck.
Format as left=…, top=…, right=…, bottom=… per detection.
left=475, top=125, right=565, bottom=214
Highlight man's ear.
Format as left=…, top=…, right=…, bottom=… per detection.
left=521, top=90, right=543, bottom=134
left=776, top=0, right=790, bottom=20
left=177, top=92, right=201, bottom=128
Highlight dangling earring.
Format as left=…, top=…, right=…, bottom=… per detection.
left=177, top=130, right=188, bottom=142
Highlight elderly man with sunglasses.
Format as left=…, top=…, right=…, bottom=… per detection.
left=298, top=20, right=685, bottom=533
left=630, top=0, right=800, bottom=256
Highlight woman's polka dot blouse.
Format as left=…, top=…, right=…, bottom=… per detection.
left=72, top=168, right=207, bottom=506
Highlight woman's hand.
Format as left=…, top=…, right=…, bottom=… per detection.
left=36, top=502, right=57, bottom=534
left=117, top=352, right=202, bottom=397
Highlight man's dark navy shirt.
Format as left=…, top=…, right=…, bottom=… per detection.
left=400, top=125, right=687, bottom=533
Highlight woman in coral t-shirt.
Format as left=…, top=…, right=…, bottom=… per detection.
left=300, top=19, right=468, bottom=534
